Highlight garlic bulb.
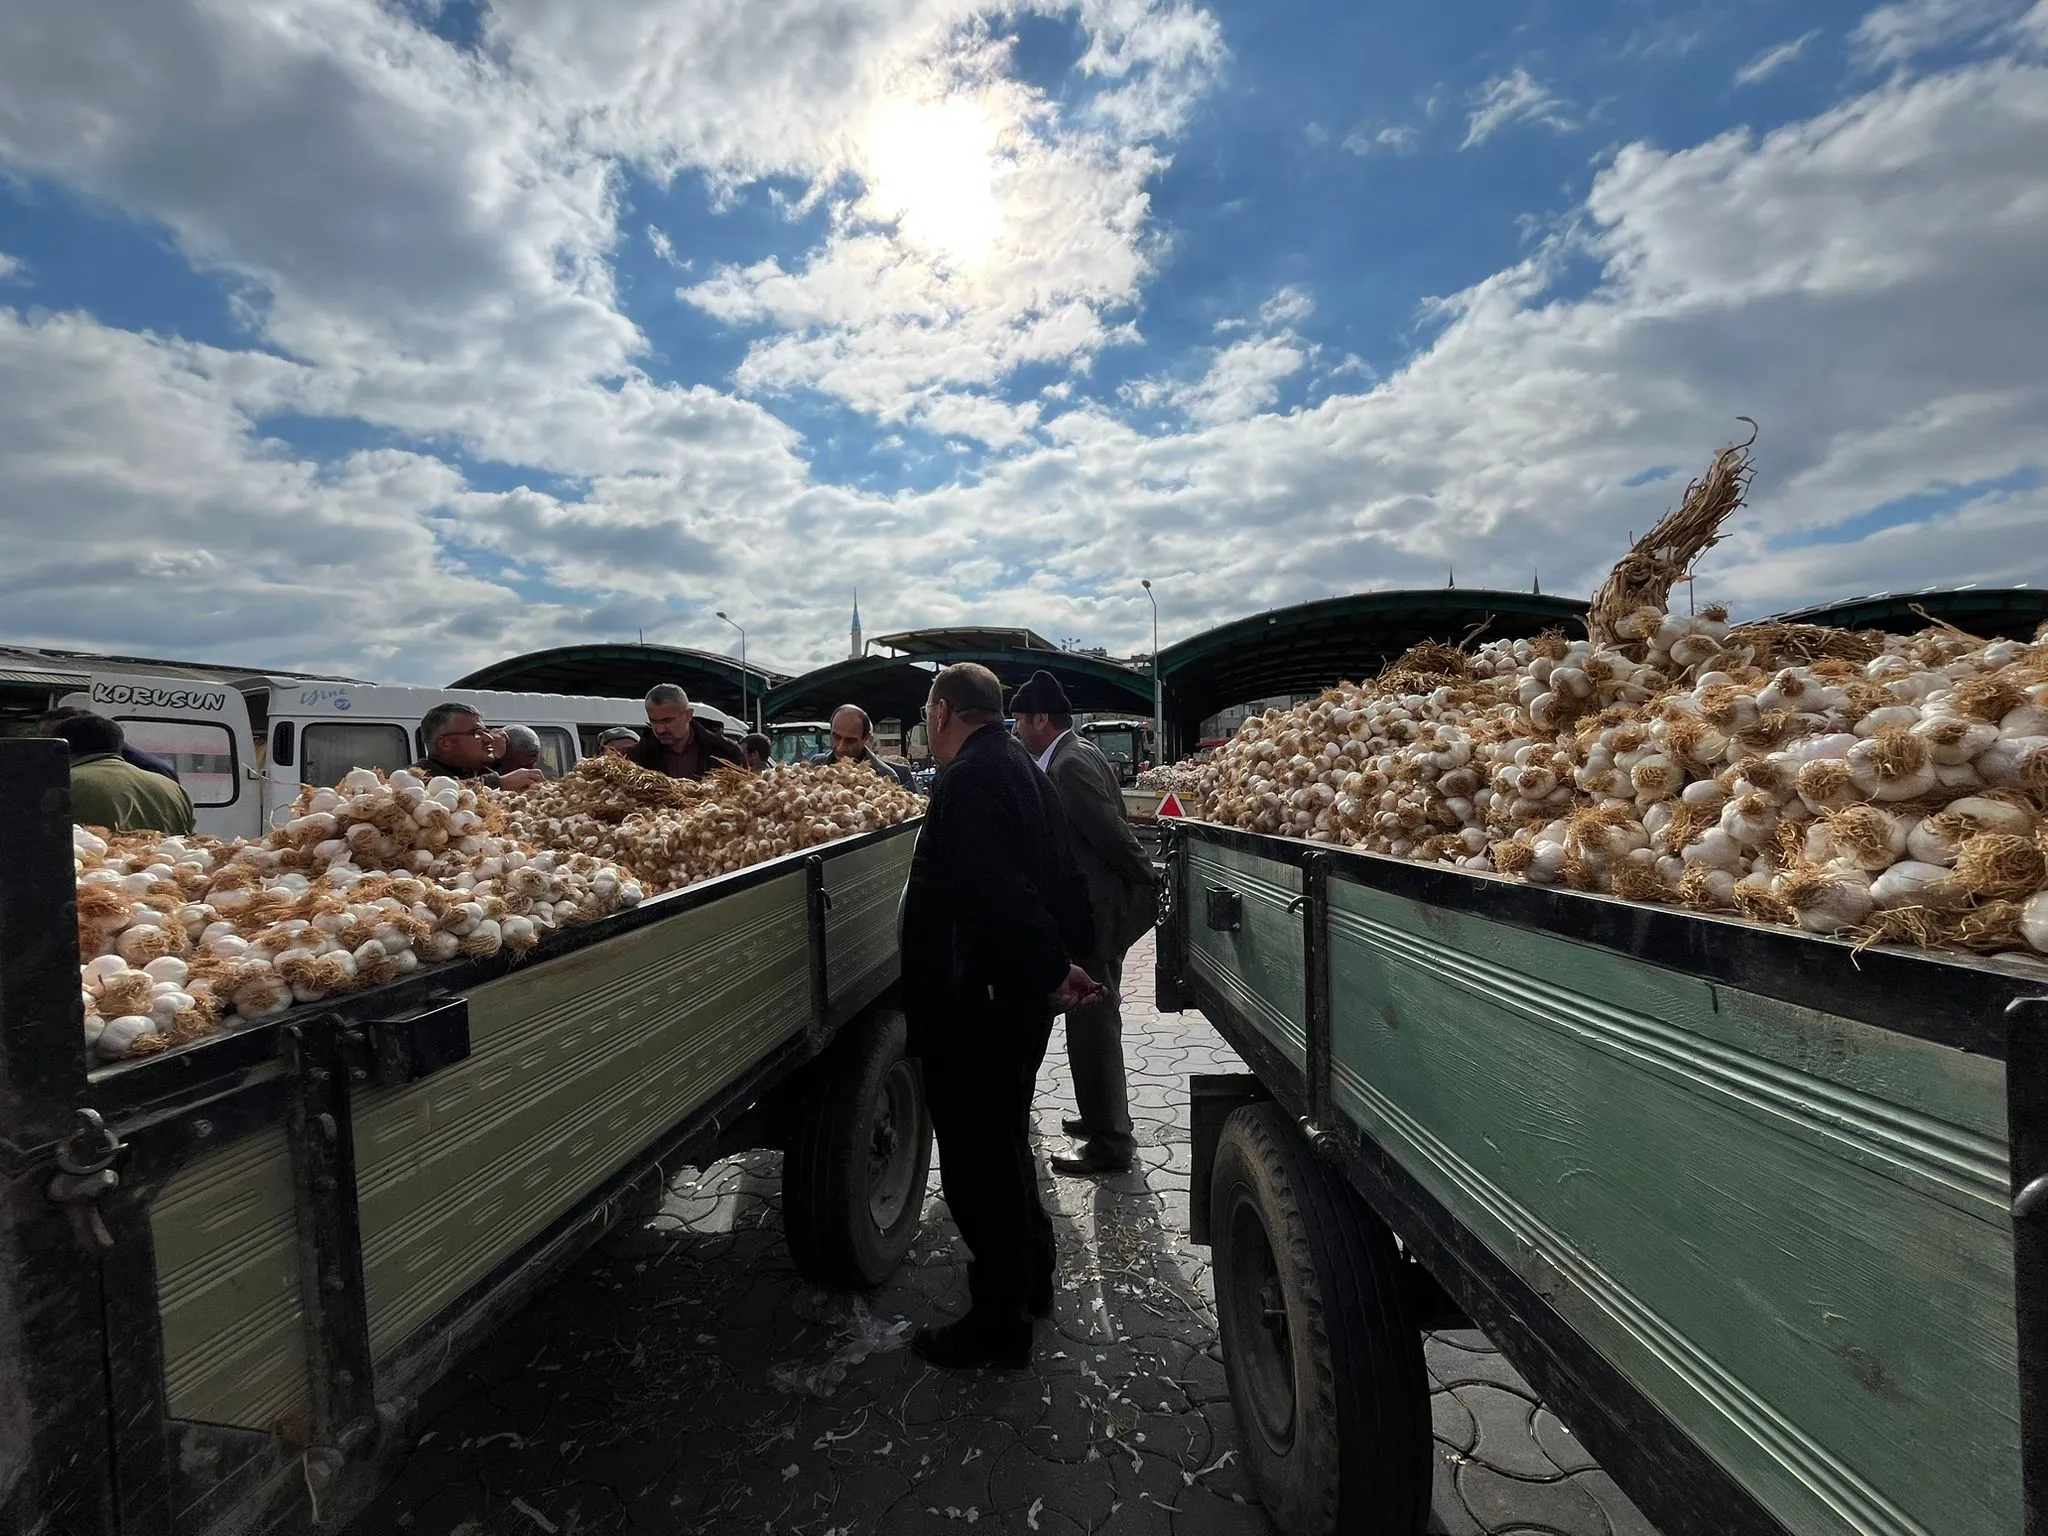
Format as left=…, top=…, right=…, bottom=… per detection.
left=2025, top=891, right=2048, bottom=955
left=97, top=1015, right=158, bottom=1059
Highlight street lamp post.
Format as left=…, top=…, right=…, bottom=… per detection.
left=1141, top=579, right=1161, bottom=765
left=714, top=610, right=757, bottom=730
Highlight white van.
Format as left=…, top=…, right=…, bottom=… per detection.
left=61, top=674, right=742, bottom=840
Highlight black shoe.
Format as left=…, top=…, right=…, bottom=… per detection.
left=1061, top=1117, right=1091, bottom=1139
left=913, top=1319, right=1032, bottom=1370
left=1050, top=1147, right=1133, bottom=1177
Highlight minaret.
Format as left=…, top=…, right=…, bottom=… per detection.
left=850, top=592, right=863, bottom=659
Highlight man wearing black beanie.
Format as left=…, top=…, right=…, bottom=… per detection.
left=1009, top=670, right=1160, bottom=1176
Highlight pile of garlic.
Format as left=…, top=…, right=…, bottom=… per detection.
left=76, top=768, right=644, bottom=1061
left=500, top=754, right=922, bottom=895
left=1136, top=754, right=1214, bottom=803
left=1203, top=617, right=2048, bottom=958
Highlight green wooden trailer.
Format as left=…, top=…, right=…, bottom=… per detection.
left=1156, top=817, right=2048, bottom=1536
left=0, top=740, right=931, bottom=1535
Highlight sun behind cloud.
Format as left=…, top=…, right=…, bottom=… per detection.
left=862, top=95, right=1003, bottom=268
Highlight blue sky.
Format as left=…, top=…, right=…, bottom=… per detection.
left=0, top=0, right=2043, bottom=686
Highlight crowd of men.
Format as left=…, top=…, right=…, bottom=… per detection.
left=44, top=683, right=930, bottom=836
left=46, top=665, right=1159, bottom=1378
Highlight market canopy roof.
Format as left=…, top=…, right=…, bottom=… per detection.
left=866, top=626, right=1063, bottom=657
left=762, top=640, right=1155, bottom=723
left=1157, top=588, right=1589, bottom=727
left=449, top=643, right=786, bottom=719
left=1769, top=586, right=2047, bottom=640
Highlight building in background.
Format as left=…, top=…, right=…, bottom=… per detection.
left=1198, top=695, right=1313, bottom=744
left=850, top=594, right=862, bottom=661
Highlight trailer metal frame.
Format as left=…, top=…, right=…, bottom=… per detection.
left=1, top=739, right=921, bottom=1535
left=1157, top=817, right=2048, bottom=1536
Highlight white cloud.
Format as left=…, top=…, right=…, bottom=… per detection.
left=1342, top=123, right=1420, bottom=155
left=646, top=226, right=686, bottom=269
left=0, top=252, right=23, bottom=282
left=1735, top=30, right=1822, bottom=86
left=1258, top=286, right=1315, bottom=326
left=1851, top=0, right=2034, bottom=65
left=913, top=389, right=1043, bottom=445
left=0, top=0, right=2045, bottom=685
left=1461, top=69, right=1576, bottom=149
left=1175, top=334, right=1310, bottom=424
left=673, top=6, right=1219, bottom=429
left=0, top=309, right=520, bottom=677
left=932, top=53, right=2048, bottom=648
left=1122, top=286, right=1312, bottom=425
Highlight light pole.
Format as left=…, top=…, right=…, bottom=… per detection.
left=714, top=610, right=757, bottom=730
left=1141, top=579, right=1161, bottom=765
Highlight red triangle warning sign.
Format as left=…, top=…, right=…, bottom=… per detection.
left=1157, top=792, right=1186, bottom=819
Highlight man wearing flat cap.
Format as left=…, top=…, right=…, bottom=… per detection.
left=1010, top=669, right=1161, bottom=1176
left=899, top=662, right=1098, bottom=1369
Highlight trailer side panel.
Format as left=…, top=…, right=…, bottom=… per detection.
left=1183, top=841, right=1306, bottom=1071
left=1325, top=873, right=2018, bottom=1536
left=152, top=1125, right=311, bottom=1432
left=353, top=871, right=811, bottom=1361
left=823, top=834, right=912, bottom=1020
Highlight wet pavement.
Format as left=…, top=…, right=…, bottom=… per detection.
left=348, top=933, right=1659, bottom=1536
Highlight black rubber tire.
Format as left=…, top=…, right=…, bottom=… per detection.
left=782, top=1007, right=933, bottom=1289
left=1210, top=1101, right=1432, bottom=1536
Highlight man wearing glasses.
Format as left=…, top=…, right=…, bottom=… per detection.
left=414, top=702, right=544, bottom=791
left=899, top=663, right=1099, bottom=1370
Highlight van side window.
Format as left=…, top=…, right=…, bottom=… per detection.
left=536, top=726, right=576, bottom=779
left=114, top=719, right=239, bottom=807
left=301, top=723, right=410, bottom=788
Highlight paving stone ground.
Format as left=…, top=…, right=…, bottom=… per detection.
left=347, top=933, right=1659, bottom=1536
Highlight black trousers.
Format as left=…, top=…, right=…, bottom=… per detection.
left=922, top=1022, right=1054, bottom=1332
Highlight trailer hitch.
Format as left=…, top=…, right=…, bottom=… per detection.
left=45, top=1107, right=125, bottom=1252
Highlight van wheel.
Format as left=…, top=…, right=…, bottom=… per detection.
left=1211, top=1102, right=1430, bottom=1536
left=783, top=1007, right=932, bottom=1288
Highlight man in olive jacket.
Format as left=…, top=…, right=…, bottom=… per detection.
left=51, top=712, right=196, bottom=835
left=1011, top=672, right=1160, bottom=1175
left=899, top=663, right=1097, bottom=1370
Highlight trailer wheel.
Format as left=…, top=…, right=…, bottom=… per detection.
left=1211, top=1102, right=1430, bottom=1536
left=783, top=1007, right=932, bottom=1288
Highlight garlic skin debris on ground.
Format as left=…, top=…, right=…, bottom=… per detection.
left=74, top=758, right=919, bottom=1061
left=1190, top=430, right=2048, bottom=961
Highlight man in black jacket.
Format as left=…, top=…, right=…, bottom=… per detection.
left=900, top=663, right=1097, bottom=1369
left=629, top=684, right=747, bottom=780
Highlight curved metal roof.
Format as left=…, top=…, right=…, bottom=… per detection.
left=1768, top=586, right=2046, bottom=639
left=761, top=646, right=1155, bottom=722
left=869, top=626, right=1061, bottom=657
left=448, top=643, right=787, bottom=718
left=1158, top=588, right=1588, bottom=724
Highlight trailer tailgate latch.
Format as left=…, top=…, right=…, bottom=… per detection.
left=46, top=1107, right=125, bottom=1252
left=1205, top=886, right=1242, bottom=932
